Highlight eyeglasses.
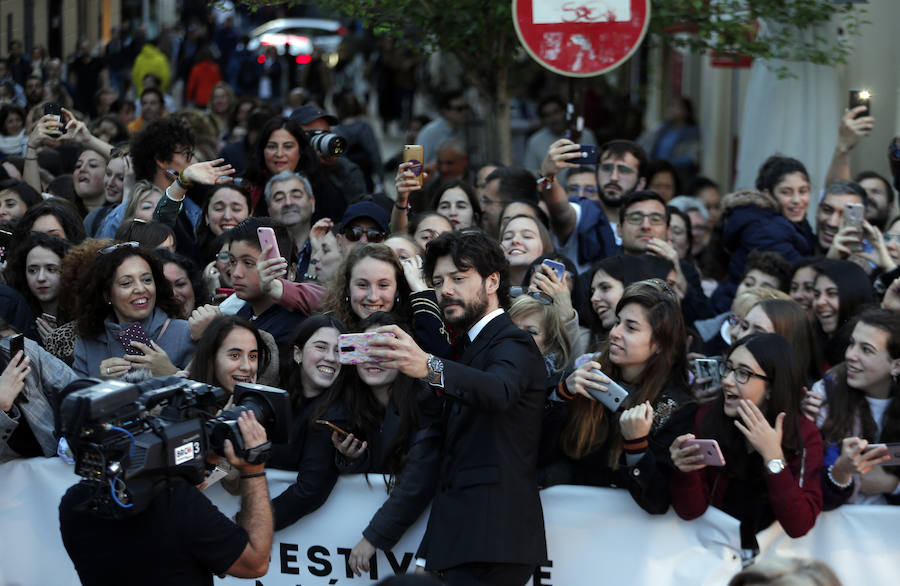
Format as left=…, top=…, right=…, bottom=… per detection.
left=883, top=233, right=900, bottom=243
left=216, top=251, right=231, bottom=262
left=599, top=163, right=636, bottom=176
left=566, top=185, right=599, bottom=196
left=726, top=314, right=748, bottom=329
left=172, top=149, right=194, bottom=161
left=342, top=227, right=386, bottom=243
left=110, top=147, right=129, bottom=159
left=624, top=211, right=667, bottom=226
left=719, top=361, right=769, bottom=384
left=98, top=241, right=139, bottom=255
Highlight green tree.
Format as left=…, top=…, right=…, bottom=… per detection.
left=234, top=0, right=865, bottom=164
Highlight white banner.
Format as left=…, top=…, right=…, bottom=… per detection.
left=0, top=458, right=898, bottom=585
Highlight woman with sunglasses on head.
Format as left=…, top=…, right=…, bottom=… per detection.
left=320, top=243, right=451, bottom=357
left=72, top=243, right=194, bottom=379
left=670, top=333, right=823, bottom=557
left=549, top=280, right=696, bottom=513
left=269, top=315, right=348, bottom=530
left=811, top=309, right=900, bottom=508
left=321, top=312, right=443, bottom=577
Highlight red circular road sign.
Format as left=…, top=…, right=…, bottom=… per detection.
left=513, top=0, right=651, bottom=77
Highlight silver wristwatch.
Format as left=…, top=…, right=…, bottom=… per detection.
left=765, top=458, right=785, bottom=475
left=422, top=354, right=444, bottom=384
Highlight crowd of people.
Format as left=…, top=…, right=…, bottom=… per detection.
left=2, top=11, right=900, bottom=586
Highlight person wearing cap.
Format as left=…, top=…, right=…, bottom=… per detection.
left=335, top=200, right=391, bottom=257
left=290, top=105, right=367, bottom=209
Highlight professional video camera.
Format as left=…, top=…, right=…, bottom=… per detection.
left=57, top=376, right=291, bottom=518
left=306, top=129, right=347, bottom=157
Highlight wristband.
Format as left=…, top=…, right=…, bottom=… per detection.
left=827, top=465, right=852, bottom=489
left=240, top=471, right=266, bottom=479
left=394, top=201, right=409, bottom=210
left=178, top=168, right=194, bottom=188
left=557, top=379, right=574, bottom=400
left=623, top=435, right=649, bottom=454
left=537, top=174, right=555, bottom=190
left=24, top=157, right=37, bottom=161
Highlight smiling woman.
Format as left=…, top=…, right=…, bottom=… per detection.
left=72, top=245, right=194, bottom=379
left=811, top=259, right=874, bottom=367
left=187, top=315, right=270, bottom=396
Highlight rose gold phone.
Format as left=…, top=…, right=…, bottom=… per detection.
left=403, top=145, right=424, bottom=187
left=683, top=439, right=726, bottom=466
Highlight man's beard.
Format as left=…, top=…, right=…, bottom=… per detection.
left=440, top=284, right=489, bottom=332
left=599, top=182, right=628, bottom=207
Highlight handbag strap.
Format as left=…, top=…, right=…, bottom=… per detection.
left=156, top=318, right=171, bottom=342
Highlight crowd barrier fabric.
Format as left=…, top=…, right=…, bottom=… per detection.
left=0, top=457, right=897, bottom=585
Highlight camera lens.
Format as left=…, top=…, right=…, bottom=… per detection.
left=307, top=130, right=346, bottom=157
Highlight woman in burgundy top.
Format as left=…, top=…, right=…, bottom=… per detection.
left=669, top=332, right=824, bottom=558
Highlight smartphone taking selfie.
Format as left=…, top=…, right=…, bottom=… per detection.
left=682, top=438, right=726, bottom=467
left=256, top=227, right=281, bottom=261
left=849, top=89, right=871, bottom=118
left=338, top=332, right=395, bottom=364
left=402, top=145, right=424, bottom=187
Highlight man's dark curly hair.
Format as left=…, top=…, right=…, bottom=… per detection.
left=129, top=118, right=195, bottom=182
left=75, top=245, right=182, bottom=337
left=423, top=228, right=511, bottom=309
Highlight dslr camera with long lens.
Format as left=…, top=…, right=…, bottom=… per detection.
left=306, top=129, right=347, bottom=157
left=57, top=376, right=290, bottom=518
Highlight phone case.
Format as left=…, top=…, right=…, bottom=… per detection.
left=117, top=322, right=152, bottom=356
left=542, top=259, right=566, bottom=280
left=866, top=443, right=900, bottom=467
left=257, top=227, right=281, bottom=260
left=683, top=439, right=726, bottom=466
left=315, top=419, right=349, bottom=438
left=695, top=359, right=721, bottom=385
left=403, top=145, right=424, bottom=187
left=9, top=334, right=25, bottom=357
left=338, top=332, right=396, bottom=364
left=586, top=370, right=629, bottom=411
left=570, top=144, right=598, bottom=165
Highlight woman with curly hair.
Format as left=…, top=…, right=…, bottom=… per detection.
left=72, top=243, right=194, bottom=379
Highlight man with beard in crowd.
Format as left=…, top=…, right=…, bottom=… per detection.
left=539, top=139, right=648, bottom=273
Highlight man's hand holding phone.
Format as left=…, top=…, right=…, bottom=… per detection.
left=838, top=103, right=874, bottom=153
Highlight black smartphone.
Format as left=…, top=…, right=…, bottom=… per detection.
left=9, top=333, right=25, bottom=357
left=570, top=144, right=598, bottom=165
left=849, top=89, right=870, bottom=119
left=43, top=102, right=63, bottom=136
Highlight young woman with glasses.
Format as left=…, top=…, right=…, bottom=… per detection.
left=670, top=332, right=824, bottom=557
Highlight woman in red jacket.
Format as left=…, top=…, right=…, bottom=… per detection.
left=186, top=46, right=222, bottom=109
left=669, top=332, right=823, bottom=559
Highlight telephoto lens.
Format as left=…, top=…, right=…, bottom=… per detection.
left=306, top=130, right=347, bottom=157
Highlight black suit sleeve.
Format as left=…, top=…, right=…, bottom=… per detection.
left=272, top=424, right=340, bottom=531
left=363, top=433, right=441, bottom=550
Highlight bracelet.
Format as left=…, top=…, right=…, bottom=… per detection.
left=827, top=465, right=852, bottom=489
left=24, top=157, right=37, bottom=161
left=178, top=168, right=194, bottom=188
left=557, top=379, right=574, bottom=400
left=394, top=201, right=409, bottom=210
left=536, top=174, right=555, bottom=190
left=240, top=471, right=266, bottom=480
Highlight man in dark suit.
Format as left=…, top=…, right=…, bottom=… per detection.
left=371, top=230, right=547, bottom=586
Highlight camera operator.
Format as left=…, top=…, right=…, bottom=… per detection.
left=59, top=411, right=274, bottom=585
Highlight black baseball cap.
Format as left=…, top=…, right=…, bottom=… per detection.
left=290, top=105, right=339, bottom=126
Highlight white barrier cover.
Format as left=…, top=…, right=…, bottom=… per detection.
left=0, top=458, right=898, bottom=585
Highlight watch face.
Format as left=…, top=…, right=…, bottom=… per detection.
left=429, top=356, right=444, bottom=373
left=767, top=459, right=784, bottom=474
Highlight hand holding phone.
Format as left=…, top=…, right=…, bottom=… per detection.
left=117, top=322, right=152, bottom=356
left=569, top=144, right=598, bottom=165
left=257, top=227, right=281, bottom=261
left=315, top=419, right=350, bottom=440
left=542, top=259, right=566, bottom=280
left=43, top=102, right=63, bottom=136
left=865, top=443, right=900, bottom=467
left=681, top=438, right=726, bottom=467
left=585, top=369, right=629, bottom=411
left=402, top=145, right=424, bottom=187
left=9, top=333, right=25, bottom=358
left=849, top=89, right=871, bottom=119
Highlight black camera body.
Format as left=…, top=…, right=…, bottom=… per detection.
left=306, top=129, right=347, bottom=157
left=58, top=376, right=290, bottom=517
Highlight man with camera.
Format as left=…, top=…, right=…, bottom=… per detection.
left=59, top=411, right=274, bottom=585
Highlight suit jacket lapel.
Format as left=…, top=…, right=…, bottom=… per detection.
left=459, top=313, right=509, bottom=364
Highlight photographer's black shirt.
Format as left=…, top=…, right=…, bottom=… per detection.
left=59, top=481, right=248, bottom=586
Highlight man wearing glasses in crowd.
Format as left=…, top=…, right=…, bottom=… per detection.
left=539, top=139, right=649, bottom=273
left=335, top=201, right=390, bottom=257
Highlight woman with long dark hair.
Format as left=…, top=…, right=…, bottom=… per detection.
left=811, top=258, right=875, bottom=367
left=670, top=333, right=824, bottom=557
left=269, top=315, right=348, bottom=530
left=814, top=309, right=900, bottom=507
left=552, top=280, right=696, bottom=513
left=187, top=315, right=270, bottom=398
left=320, top=312, right=442, bottom=577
